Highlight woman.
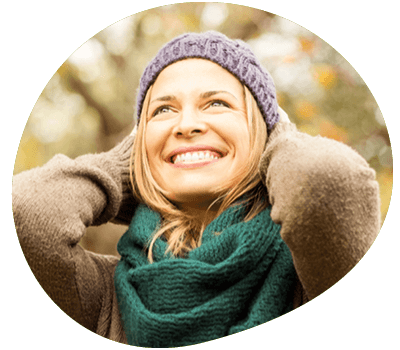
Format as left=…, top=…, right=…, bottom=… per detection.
left=13, top=31, right=380, bottom=347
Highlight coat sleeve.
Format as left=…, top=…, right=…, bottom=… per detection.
left=12, top=135, right=136, bottom=333
left=259, top=122, right=381, bottom=300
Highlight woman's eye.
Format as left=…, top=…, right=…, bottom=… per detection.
left=153, top=106, right=172, bottom=117
left=209, top=100, right=229, bottom=108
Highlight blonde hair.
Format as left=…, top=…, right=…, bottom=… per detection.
left=130, top=85, right=268, bottom=262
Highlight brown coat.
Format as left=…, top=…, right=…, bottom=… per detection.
left=12, top=122, right=381, bottom=344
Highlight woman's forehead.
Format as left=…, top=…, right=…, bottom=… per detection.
left=151, top=58, right=243, bottom=97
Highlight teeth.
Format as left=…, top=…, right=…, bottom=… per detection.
left=173, top=151, right=221, bottom=164
left=192, top=152, right=199, bottom=161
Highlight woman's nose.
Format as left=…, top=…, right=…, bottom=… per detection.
left=172, top=109, right=208, bottom=138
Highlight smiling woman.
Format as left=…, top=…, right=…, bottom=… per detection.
left=12, top=31, right=381, bottom=347
left=133, top=58, right=268, bottom=260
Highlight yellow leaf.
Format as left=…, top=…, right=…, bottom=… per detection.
left=294, top=100, right=317, bottom=120
left=299, top=37, right=315, bottom=54
left=313, top=64, right=337, bottom=89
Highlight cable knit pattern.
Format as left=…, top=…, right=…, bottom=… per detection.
left=136, top=31, right=279, bottom=129
left=115, top=204, right=297, bottom=347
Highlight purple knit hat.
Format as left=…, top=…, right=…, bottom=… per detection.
left=136, top=31, right=279, bottom=129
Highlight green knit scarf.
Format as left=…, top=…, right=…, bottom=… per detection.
left=115, top=203, right=297, bottom=347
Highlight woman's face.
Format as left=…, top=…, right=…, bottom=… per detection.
left=145, top=59, right=250, bottom=207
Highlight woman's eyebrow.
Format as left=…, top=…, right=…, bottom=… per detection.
left=150, top=91, right=238, bottom=105
left=150, top=95, right=177, bottom=105
left=200, top=91, right=238, bottom=101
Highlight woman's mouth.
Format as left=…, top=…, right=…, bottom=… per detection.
left=166, top=146, right=226, bottom=168
left=171, top=151, right=222, bottom=165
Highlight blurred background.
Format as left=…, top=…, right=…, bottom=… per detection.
left=13, top=3, right=393, bottom=257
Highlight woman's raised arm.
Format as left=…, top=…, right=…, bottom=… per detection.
left=260, top=121, right=381, bottom=300
left=12, top=135, right=136, bottom=334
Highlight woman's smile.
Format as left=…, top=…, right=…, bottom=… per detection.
left=170, top=155, right=221, bottom=169
left=172, top=151, right=220, bottom=165
left=166, top=144, right=226, bottom=168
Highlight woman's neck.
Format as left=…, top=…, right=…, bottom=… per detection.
left=178, top=200, right=221, bottom=228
